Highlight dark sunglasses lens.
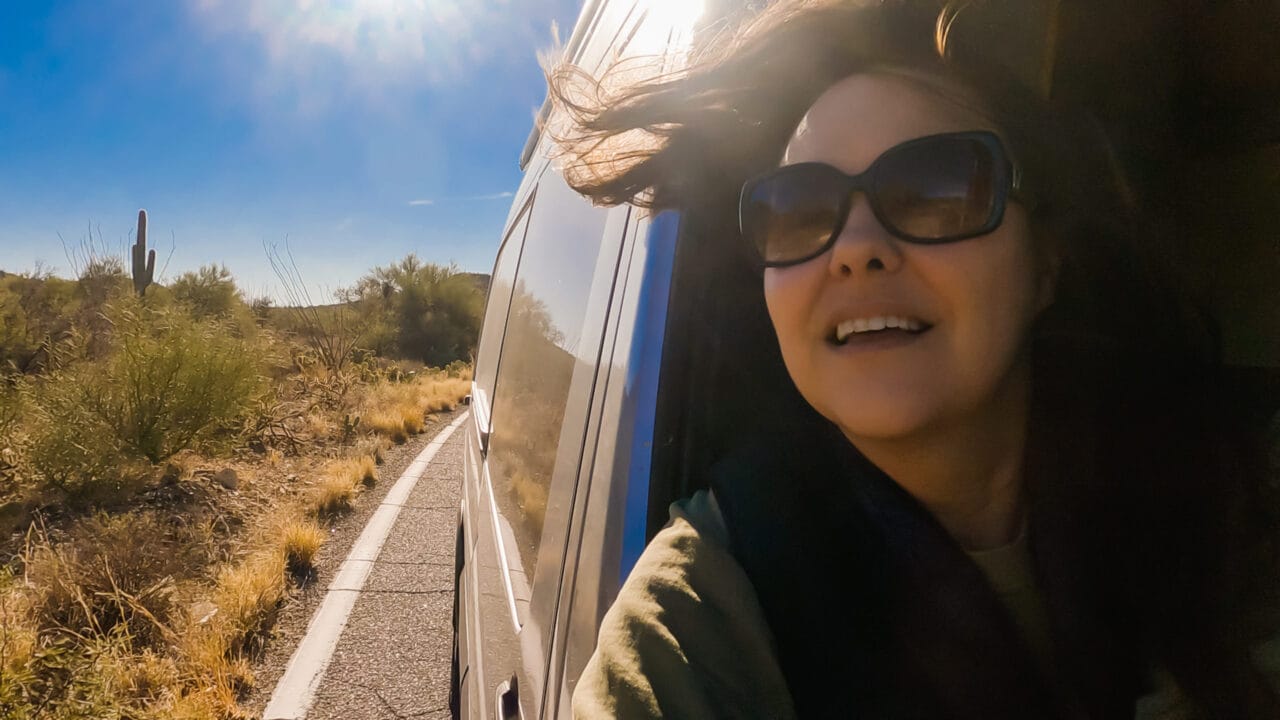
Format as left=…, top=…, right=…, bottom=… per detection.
left=875, top=137, right=997, bottom=240
left=745, top=165, right=846, bottom=264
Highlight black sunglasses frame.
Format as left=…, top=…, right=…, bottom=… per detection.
left=738, top=130, right=1025, bottom=268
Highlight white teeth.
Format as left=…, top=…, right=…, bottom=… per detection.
left=833, top=316, right=925, bottom=343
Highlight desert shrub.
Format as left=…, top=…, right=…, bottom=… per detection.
left=170, top=264, right=237, bottom=318
left=442, top=359, right=473, bottom=380
left=249, top=295, right=275, bottom=324
left=21, top=374, right=135, bottom=499
left=0, top=272, right=78, bottom=376
left=23, top=512, right=195, bottom=649
left=0, top=385, right=22, bottom=489
left=348, top=255, right=484, bottom=366
left=75, top=257, right=129, bottom=311
left=89, top=305, right=261, bottom=462
left=23, top=303, right=264, bottom=497
left=0, top=572, right=38, bottom=718
left=0, top=631, right=133, bottom=720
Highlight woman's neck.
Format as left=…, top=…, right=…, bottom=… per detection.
left=843, top=363, right=1032, bottom=551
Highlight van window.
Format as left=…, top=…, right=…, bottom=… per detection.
left=473, top=203, right=532, bottom=421
left=486, top=174, right=611, bottom=594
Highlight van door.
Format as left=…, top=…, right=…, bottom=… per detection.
left=465, top=0, right=738, bottom=715
left=542, top=210, right=684, bottom=719
left=460, top=194, right=532, bottom=720
left=465, top=165, right=628, bottom=719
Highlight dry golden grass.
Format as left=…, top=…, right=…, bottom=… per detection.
left=356, top=436, right=391, bottom=465
left=279, top=518, right=326, bottom=573
left=365, top=409, right=409, bottom=444
left=333, top=455, right=377, bottom=487
left=162, top=520, right=313, bottom=719
left=313, top=475, right=355, bottom=516
left=263, top=447, right=284, bottom=468
left=211, top=552, right=286, bottom=649
left=359, top=372, right=471, bottom=445
left=115, top=648, right=180, bottom=703
left=22, top=513, right=192, bottom=649
left=399, top=403, right=425, bottom=435
left=418, top=377, right=471, bottom=414
left=0, top=581, right=37, bottom=678
left=308, top=452, right=379, bottom=519
left=176, top=609, right=263, bottom=719
left=304, top=411, right=333, bottom=440
left=3, top=513, right=287, bottom=719
left=1, top=364, right=470, bottom=718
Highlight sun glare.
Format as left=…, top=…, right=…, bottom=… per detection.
left=194, top=0, right=488, bottom=98
left=627, top=0, right=707, bottom=56
left=648, top=0, right=706, bottom=28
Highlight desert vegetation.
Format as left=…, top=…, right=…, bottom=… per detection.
left=0, top=214, right=481, bottom=718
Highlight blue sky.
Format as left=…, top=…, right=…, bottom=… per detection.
left=0, top=0, right=582, bottom=301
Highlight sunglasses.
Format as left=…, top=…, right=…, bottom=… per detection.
left=739, top=131, right=1025, bottom=268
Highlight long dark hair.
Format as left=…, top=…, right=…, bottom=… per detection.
left=547, top=0, right=1279, bottom=715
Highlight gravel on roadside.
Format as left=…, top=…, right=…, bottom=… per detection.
left=241, top=407, right=463, bottom=716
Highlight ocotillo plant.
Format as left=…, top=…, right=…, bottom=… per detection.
left=131, top=209, right=156, bottom=297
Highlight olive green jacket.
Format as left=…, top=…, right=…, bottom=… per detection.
left=572, top=491, right=1280, bottom=719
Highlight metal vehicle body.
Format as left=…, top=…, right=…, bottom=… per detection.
left=451, top=1, right=1280, bottom=718
left=451, top=3, right=734, bottom=717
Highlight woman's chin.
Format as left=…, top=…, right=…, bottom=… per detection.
left=797, top=377, right=943, bottom=445
left=823, top=404, right=939, bottom=446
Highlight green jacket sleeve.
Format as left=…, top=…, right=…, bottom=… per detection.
left=572, top=492, right=797, bottom=719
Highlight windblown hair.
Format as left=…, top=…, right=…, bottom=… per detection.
left=547, top=0, right=1279, bottom=716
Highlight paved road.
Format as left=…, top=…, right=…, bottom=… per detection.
left=289, top=419, right=465, bottom=719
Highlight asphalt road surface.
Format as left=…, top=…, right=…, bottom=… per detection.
left=258, top=413, right=467, bottom=719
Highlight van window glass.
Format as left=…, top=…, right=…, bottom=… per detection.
left=473, top=206, right=531, bottom=415
left=617, top=1, right=719, bottom=59
left=487, top=174, right=610, bottom=590
left=574, top=0, right=641, bottom=72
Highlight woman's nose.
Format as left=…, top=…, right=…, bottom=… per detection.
left=826, top=195, right=904, bottom=278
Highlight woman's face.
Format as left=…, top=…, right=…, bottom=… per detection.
left=764, top=72, right=1053, bottom=443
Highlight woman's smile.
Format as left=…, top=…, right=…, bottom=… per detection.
left=824, top=304, right=933, bottom=348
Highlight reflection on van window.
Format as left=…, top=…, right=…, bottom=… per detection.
left=487, top=179, right=609, bottom=588
left=474, top=209, right=529, bottom=411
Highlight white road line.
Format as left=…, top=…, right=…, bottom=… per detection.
left=263, top=411, right=470, bottom=720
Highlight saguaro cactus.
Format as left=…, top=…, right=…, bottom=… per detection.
left=131, top=209, right=156, bottom=297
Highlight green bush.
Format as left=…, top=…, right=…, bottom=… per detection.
left=105, top=306, right=264, bottom=462
left=24, top=302, right=264, bottom=498
left=348, top=255, right=483, bottom=366
left=170, top=263, right=241, bottom=320
left=0, top=272, right=78, bottom=375
left=21, top=372, right=128, bottom=499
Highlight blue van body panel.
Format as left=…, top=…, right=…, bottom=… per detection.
left=617, top=210, right=681, bottom=583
